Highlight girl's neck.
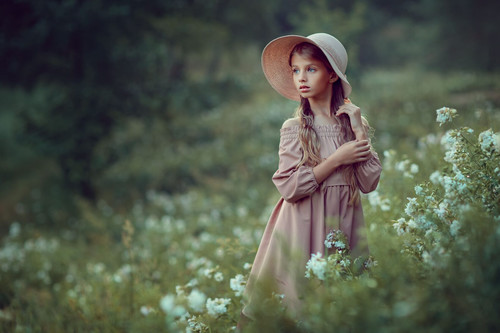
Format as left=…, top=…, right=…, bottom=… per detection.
left=308, top=98, right=332, bottom=118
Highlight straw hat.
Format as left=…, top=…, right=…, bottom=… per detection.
left=261, top=33, right=351, bottom=101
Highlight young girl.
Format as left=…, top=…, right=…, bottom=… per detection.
left=239, top=33, right=382, bottom=325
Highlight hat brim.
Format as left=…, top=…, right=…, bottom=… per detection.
left=261, top=35, right=351, bottom=101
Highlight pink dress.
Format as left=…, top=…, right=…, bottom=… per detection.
left=242, top=123, right=382, bottom=319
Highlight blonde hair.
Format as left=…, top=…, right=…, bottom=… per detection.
left=290, top=42, right=373, bottom=205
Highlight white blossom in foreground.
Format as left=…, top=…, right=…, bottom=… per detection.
left=187, top=289, right=207, bottom=313
left=436, top=107, right=457, bottom=126
left=206, top=298, right=231, bottom=317
left=305, top=252, right=327, bottom=280
left=230, top=274, right=246, bottom=297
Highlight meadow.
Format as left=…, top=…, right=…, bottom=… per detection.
left=1, top=67, right=499, bottom=332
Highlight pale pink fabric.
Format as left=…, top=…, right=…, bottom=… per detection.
left=242, top=124, right=382, bottom=319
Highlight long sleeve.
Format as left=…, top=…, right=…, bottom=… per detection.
left=355, top=150, right=382, bottom=193
left=272, top=130, right=319, bottom=203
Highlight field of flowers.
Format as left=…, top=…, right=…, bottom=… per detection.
left=1, top=69, right=499, bottom=332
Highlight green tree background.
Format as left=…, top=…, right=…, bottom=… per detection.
left=2, top=0, right=498, bottom=229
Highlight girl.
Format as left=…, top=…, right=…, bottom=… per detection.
left=239, top=33, right=382, bottom=326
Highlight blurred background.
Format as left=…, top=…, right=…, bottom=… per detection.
left=1, top=0, right=500, bottom=330
left=1, top=0, right=499, bottom=232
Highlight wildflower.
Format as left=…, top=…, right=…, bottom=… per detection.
left=186, top=278, right=199, bottom=288
left=364, top=256, right=378, bottom=269
left=339, top=259, right=351, bottom=268
left=434, top=201, right=449, bottom=221
left=187, top=289, right=207, bottom=313
left=478, top=129, right=498, bottom=156
left=214, top=272, right=224, bottom=282
left=450, top=220, right=461, bottom=237
left=410, top=163, right=419, bottom=174
left=305, top=252, right=327, bottom=280
left=404, top=197, right=418, bottom=217
left=160, top=294, right=188, bottom=317
left=9, top=222, right=21, bottom=238
left=206, top=298, right=231, bottom=317
left=367, top=191, right=391, bottom=211
left=324, top=229, right=349, bottom=253
left=414, top=185, right=424, bottom=196
left=230, top=274, right=246, bottom=297
left=243, top=262, right=252, bottom=270
left=140, top=305, right=154, bottom=316
left=187, top=316, right=209, bottom=332
left=175, top=285, right=185, bottom=296
left=393, top=218, right=408, bottom=235
left=429, top=171, right=442, bottom=185
left=435, top=107, right=457, bottom=126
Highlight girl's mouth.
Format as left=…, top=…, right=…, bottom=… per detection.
left=299, top=86, right=310, bottom=92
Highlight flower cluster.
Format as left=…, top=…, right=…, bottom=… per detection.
left=393, top=107, right=500, bottom=266
left=435, top=106, right=457, bottom=126
left=206, top=298, right=231, bottom=317
left=306, top=229, right=376, bottom=282
left=229, top=274, right=246, bottom=297
left=324, top=229, right=349, bottom=254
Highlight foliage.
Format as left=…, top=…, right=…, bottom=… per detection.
left=2, top=98, right=500, bottom=331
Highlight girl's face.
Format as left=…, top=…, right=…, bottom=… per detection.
left=290, top=53, right=337, bottom=102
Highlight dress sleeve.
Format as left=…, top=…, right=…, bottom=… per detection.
left=272, top=130, right=319, bottom=203
left=355, top=149, right=382, bottom=193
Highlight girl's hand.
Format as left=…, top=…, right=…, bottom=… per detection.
left=336, top=99, right=366, bottom=139
left=332, top=140, right=371, bottom=166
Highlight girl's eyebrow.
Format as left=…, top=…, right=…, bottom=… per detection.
left=291, top=63, right=318, bottom=67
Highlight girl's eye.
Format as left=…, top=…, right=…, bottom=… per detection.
left=292, top=68, right=299, bottom=74
left=308, top=68, right=316, bottom=73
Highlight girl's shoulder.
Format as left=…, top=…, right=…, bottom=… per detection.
left=281, top=117, right=301, bottom=129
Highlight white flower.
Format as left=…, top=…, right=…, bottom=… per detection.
left=414, top=185, right=424, bottom=196
left=206, top=298, right=231, bottom=317
left=436, top=107, right=457, bottom=126
left=429, top=171, right=442, bottom=185
left=393, top=218, right=407, bottom=235
left=140, top=305, right=154, bottom=316
left=478, top=129, right=498, bottom=155
left=175, top=285, right=185, bottom=296
left=243, top=262, right=252, bottom=270
left=214, top=272, right=224, bottom=282
left=339, top=259, right=351, bottom=268
left=160, top=294, right=187, bottom=318
left=410, top=163, right=419, bottom=174
left=404, top=197, right=418, bottom=217
left=186, top=278, right=198, bottom=288
left=188, top=316, right=209, bottom=332
left=9, top=222, right=21, bottom=238
left=305, top=252, right=327, bottom=280
left=230, top=274, right=246, bottom=297
left=450, top=220, right=461, bottom=237
left=187, top=289, right=207, bottom=313
left=434, top=201, right=449, bottom=220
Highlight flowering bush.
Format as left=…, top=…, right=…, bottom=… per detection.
left=1, top=101, right=499, bottom=332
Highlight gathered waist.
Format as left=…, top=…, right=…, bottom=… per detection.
left=321, top=170, right=349, bottom=187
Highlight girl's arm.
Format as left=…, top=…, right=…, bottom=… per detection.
left=312, top=139, right=371, bottom=183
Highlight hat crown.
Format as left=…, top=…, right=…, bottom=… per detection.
left=307, top=33, right=348, bottom=74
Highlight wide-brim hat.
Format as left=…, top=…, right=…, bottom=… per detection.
left=261, top=33, right=351, bottom=101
